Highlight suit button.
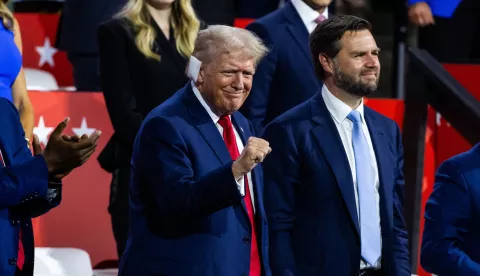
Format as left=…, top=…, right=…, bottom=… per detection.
left=11, top=220, right=19, bottom=226
left=243, top=236, right=251, bottom=244
left=8, top=258, right=17, bottom=265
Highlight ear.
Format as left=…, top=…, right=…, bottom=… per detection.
left=194, top=67, right=205, bottom=88
left=319, top=53, right=334, bottom=76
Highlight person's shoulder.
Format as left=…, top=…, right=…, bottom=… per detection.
left=267, top=99, right=313, bottom=131
left=364, top=105, right=400, bottom=132
left=0, top=97, right=17, bottom=115
left=145, top=87, right=190, bottom=121
left=252, top=6, right=286, bottom=26
left=99, top=17, right=132, bottom=36
left=0, top=98, right=21, bottom=132
left=440, top=144, right=480, bottom=177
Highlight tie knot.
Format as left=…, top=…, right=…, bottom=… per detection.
left=314, top=14, right=326, bottom=24
left=347, top=110, right=362, bottom=123
left=218, top=115, right=232, bottom=129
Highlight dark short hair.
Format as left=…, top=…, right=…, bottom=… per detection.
left=309, top=15, right=372, bottom=80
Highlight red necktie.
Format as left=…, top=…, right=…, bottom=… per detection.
left=18, top=229, right=24, bottom=270
left=218, top=116, right=261, bottom=276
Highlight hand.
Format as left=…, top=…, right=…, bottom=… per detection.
left=408, top=2, right=435, bottom=27
left=32, top=117, right=101, bottom=179
left=232, top=137, right=271, bottom=180
left=61, top=134, right=88, bottom=142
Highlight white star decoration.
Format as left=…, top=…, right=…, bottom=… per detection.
left=34, top=116, right=54, bottom=146
left=35, top=37, right=58, bottom=67
left=72, top=117, right=96, bottom=137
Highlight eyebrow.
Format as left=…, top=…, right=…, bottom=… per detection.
left=350, top=48, right=381, bottom=55
left=222, top=68, right=254, bottom=74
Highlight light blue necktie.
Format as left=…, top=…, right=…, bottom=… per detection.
left=347, top=110, right=381, bottom=266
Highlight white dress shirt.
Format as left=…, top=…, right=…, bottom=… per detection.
left=192, top=82, right=255, bottom=212
left=321, top=85, right=381, bottom=268
left=291, top=0, right=329, bottom=34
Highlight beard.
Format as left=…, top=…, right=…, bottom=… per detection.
left=333, top=64, right=379, bottom=97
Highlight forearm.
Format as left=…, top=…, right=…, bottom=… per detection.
left=19, top=96, right=34, bottom=140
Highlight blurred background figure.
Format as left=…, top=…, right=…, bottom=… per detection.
left=97, top=0, right=201, bottom=259
left=191, top=0, right=236, bottom=26
left=408, top=0, right=480, bottom=62
left=56, top=0, right=127, bottom=91
left=0, top=0, right=34, bottom=141
left=240, top=0, right=332, bottom=134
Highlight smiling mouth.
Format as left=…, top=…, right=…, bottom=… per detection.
left=224, top=90, right=244, bottom=95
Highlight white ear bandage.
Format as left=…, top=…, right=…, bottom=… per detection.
left=186, top=56, right=202, bottom=82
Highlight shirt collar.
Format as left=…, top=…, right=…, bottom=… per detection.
left=291, top=0, right=329, bottom=33
left=191, top=81, right=227, bottom=124
left=321, top=85, right=365, bottom=124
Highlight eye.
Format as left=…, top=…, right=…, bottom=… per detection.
left=222, top=71, right=235, bottom=77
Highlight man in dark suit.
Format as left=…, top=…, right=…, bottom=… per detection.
left=119, top=25, right=272, bottom=276
left=421, top=143, right=480, bottom=275
left=0, top=98, right=100, bottom=276
left=56, top=0, right=127, bottom=91
left=240, top=0, right=332, bottom=134
left=261, top=15, right=410, bottom=276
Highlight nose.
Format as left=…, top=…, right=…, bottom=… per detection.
left=231, top=72, right=245, bottom=90
left=365, top=54, right=380, bottom=69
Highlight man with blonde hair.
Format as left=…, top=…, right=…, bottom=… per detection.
left=119, top=25, right=272, bottom=276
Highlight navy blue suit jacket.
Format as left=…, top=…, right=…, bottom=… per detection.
left=119, top=83, right=271, bottom=276
left=261, top=91, right=410, bottom=276
left=0, top=98, right=61, bottom=276
left=421, top=143, right=480, bottom=275
left=240, top=2, right=322, bottom=134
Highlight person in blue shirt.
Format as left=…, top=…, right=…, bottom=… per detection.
left=408, top=0, right=480, bottom=62
left=0, top=0, right=34, bottom=141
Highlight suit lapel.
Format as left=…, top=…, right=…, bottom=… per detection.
left=310, top=92, right=360, bottom=238
left=284, top=2, right=315, bottom=71
left=184, top=83, right=232, bottom=165
left=151, top=16, right=186, bottom=75
left=364, top=109, right=393, bottom=235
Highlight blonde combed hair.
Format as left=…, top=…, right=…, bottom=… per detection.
left=193, top=25, right=269, bottom=67
left=117, top=0, right=200, bottom=61
left=0, top=0, right=14, bottom=31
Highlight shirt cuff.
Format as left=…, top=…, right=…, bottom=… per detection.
left=46, top=181, right=62, bottom=201
left=235, top=176, right=245, bottom=197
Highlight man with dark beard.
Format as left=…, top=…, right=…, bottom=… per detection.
left=261, top=15, right=410, bottom=276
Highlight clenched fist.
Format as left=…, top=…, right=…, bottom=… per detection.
left=232, top=137, right=272, bottom=180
